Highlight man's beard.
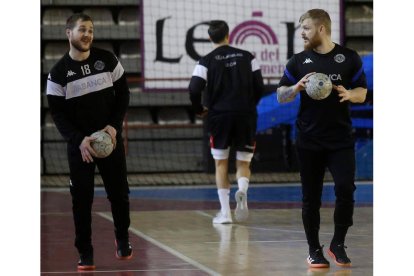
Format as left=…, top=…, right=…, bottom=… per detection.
left=70, top=38, right=91, bottom=52
left=303, top=34, right=322, bottom=51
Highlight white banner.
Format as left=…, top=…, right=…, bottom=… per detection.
left=142, top=0, right=341, bottom=89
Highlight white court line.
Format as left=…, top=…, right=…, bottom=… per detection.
left=205, top=240, right=307, bottom=244
left=195, top=210, right=215, bottom=218
left=195, top=211, right=371, bottom=237
left=96, top=212, right=220, bottom=276
left=41, top=212, right=72, bottom=216
left=42, top=268, right=202, bottom=274
left=248, top=226, right=371, bottom=237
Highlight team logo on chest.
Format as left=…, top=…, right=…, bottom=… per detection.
left=334, top=54, right=345, bottom=63
left=303, top=58, right=313, bottom=64
left=94, top=60, right=105, bottom=71
left=66, top=70, right=76, bottom=77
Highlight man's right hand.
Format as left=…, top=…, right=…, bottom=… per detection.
left=79, top=136, right=98, bottom=163
left=296, top=72, right=316, bottom=92
left=196, top=106, right=208, bottom=118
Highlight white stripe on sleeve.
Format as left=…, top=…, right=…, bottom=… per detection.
left=46, top=80, right=65, bottom=96
left=251, top=58, right=260, bottom=72
left=192, top=64, right=208, bottom=80
left=111, top=62, right=125, bottom=82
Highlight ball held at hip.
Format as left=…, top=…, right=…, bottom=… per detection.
left=90, top=131, right=114, bottom=158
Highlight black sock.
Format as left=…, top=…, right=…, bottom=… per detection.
left=307, top=229, right=321, bottom=252
left=331, top=225, right=348, bottom=247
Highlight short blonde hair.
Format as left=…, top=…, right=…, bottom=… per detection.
left=299, top=9, right=331, bottom=35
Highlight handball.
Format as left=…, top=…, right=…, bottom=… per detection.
left=90, top=131, right=114, bottom=158
left=305, top=73, right=332, bottom=100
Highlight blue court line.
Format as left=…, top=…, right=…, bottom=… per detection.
left=96, top=183, right=372, bottom=204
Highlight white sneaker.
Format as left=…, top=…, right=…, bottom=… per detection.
left=212, top=211, right=233, bottom=224
left=235, top=190, right=249, bottom=222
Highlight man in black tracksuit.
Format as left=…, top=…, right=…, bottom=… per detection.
left=277, top=9, right=367, bottom=268
left=189, top=20, right=264, bottom=225
left=46, top=13, right=132, bottom=270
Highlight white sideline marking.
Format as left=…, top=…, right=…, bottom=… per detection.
left=41, top=268, right=204, bottom=275
left=42, top=268, right=202, bottom=274
left=205, top=240, right=307, bottom=244
left=195, top=211, right=370, bottom=237
left=96, top=212, right=220, bottom=276
left=195, top=210, right=214, bottom=218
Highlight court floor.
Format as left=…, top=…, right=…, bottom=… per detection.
left=41, top=182, right=373, bottom=275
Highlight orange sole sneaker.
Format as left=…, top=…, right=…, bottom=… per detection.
left=115, top=240, right=133, bottom=260
left=328, top=248, right=352, bottom=267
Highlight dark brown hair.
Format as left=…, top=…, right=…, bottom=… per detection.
left=66, top=13, right=93, bottom=30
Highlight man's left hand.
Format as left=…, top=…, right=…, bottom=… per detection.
left=333, top=84, right=351, bottom=102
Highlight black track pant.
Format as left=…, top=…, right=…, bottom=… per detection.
left=67, top=139, right=130, bottom=254
left=296, top=147, right=356, bottom=249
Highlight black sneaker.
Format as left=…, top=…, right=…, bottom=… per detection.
left=77, top=251, right=96, bottom=271
left=328, top=244, right=352, bottom=267
left=115, top=239, right=133, bottom=260
left=307, top=246, right=330, bottom=268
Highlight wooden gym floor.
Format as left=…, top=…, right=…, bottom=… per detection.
left=41, top=182, right=372, bottom=275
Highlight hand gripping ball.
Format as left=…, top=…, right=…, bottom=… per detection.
left=90, top=131, right=114, bottom=158
left=305, top=73, right=332, bottom=100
